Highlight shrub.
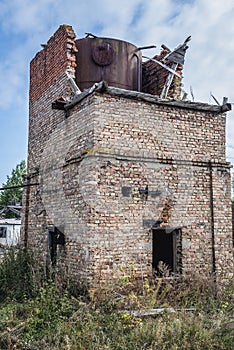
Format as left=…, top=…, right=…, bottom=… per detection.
left=0, top=249, right=233, bottom=349
left=0, top=246, right=43, bottom=303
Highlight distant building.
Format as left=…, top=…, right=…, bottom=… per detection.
left=0, top=202, right=22, bottom=218
left=21, top=25, right=233, bottom=286
left=0, top=218, right=21, bottom=255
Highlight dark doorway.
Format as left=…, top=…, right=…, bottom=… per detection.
left=47, top=226, right=65, bottom=266
left=152, top=227, right=182, bottom=275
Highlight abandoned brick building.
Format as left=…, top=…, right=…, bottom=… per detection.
left=21, top=24, right=233, bottom=285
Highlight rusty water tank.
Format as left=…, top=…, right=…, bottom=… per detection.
left=75, top=37, right=142, bottom=91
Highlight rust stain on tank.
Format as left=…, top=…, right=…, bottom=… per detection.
left=92, top=42, right=115, bottom=66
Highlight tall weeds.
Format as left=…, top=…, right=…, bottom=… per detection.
left=0, top=246, right=41, bottom=302
left=0, top=248, right=233, bottom=349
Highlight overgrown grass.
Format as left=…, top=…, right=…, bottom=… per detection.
left=0, top=247, right=39, bottom=302
left=0, top=248, right=233, bottom=349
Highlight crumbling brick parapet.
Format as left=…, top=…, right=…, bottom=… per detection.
left=30, top=25, right=77, bottom=103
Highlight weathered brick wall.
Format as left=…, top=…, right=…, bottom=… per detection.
left=232, top=205, right=234, bottom=241
left=90, top=94, right=232, bottom=279
left=28, top=25, right=77, bottom=171
left=23, top=91, right=233, bottom=284
left=212, top=167, right=233, bottom=277
left=92, top=95, right=226, bottom=162
left=22, top=25, right=78, bottom=267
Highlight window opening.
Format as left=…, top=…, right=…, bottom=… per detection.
left=0, top=227, right=7, bottom=238
left=152, top=227, right=182, bottom=275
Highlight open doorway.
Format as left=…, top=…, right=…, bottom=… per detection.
left=47, top=226, right=65, bottom=266
left=152, top=227, right=182, bottom=275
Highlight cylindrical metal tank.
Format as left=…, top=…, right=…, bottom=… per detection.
left=75, top=37, right=142, bottom=92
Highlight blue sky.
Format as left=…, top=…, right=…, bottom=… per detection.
left=0, top=0, right=234, bottom=185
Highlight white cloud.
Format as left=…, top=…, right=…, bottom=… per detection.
left=0, top=0, right=56, bottom=34
left=0, top=50, right=28, bottom=109
left=1, top=0, right=234, bottom=106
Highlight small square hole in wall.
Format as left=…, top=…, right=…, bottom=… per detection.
left=122, top=186, right=132, bottom=197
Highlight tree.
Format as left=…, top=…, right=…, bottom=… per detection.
left=0, top=160, right=27, bottom=211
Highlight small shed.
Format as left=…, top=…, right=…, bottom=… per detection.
left=0, top=218, right=21, bottom=255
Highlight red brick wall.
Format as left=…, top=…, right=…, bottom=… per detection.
left=28, top=25, right=78, bottom=172
left=30, top=25, right=77, bottom=104
left=142, top=48, right=183, bottom=99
